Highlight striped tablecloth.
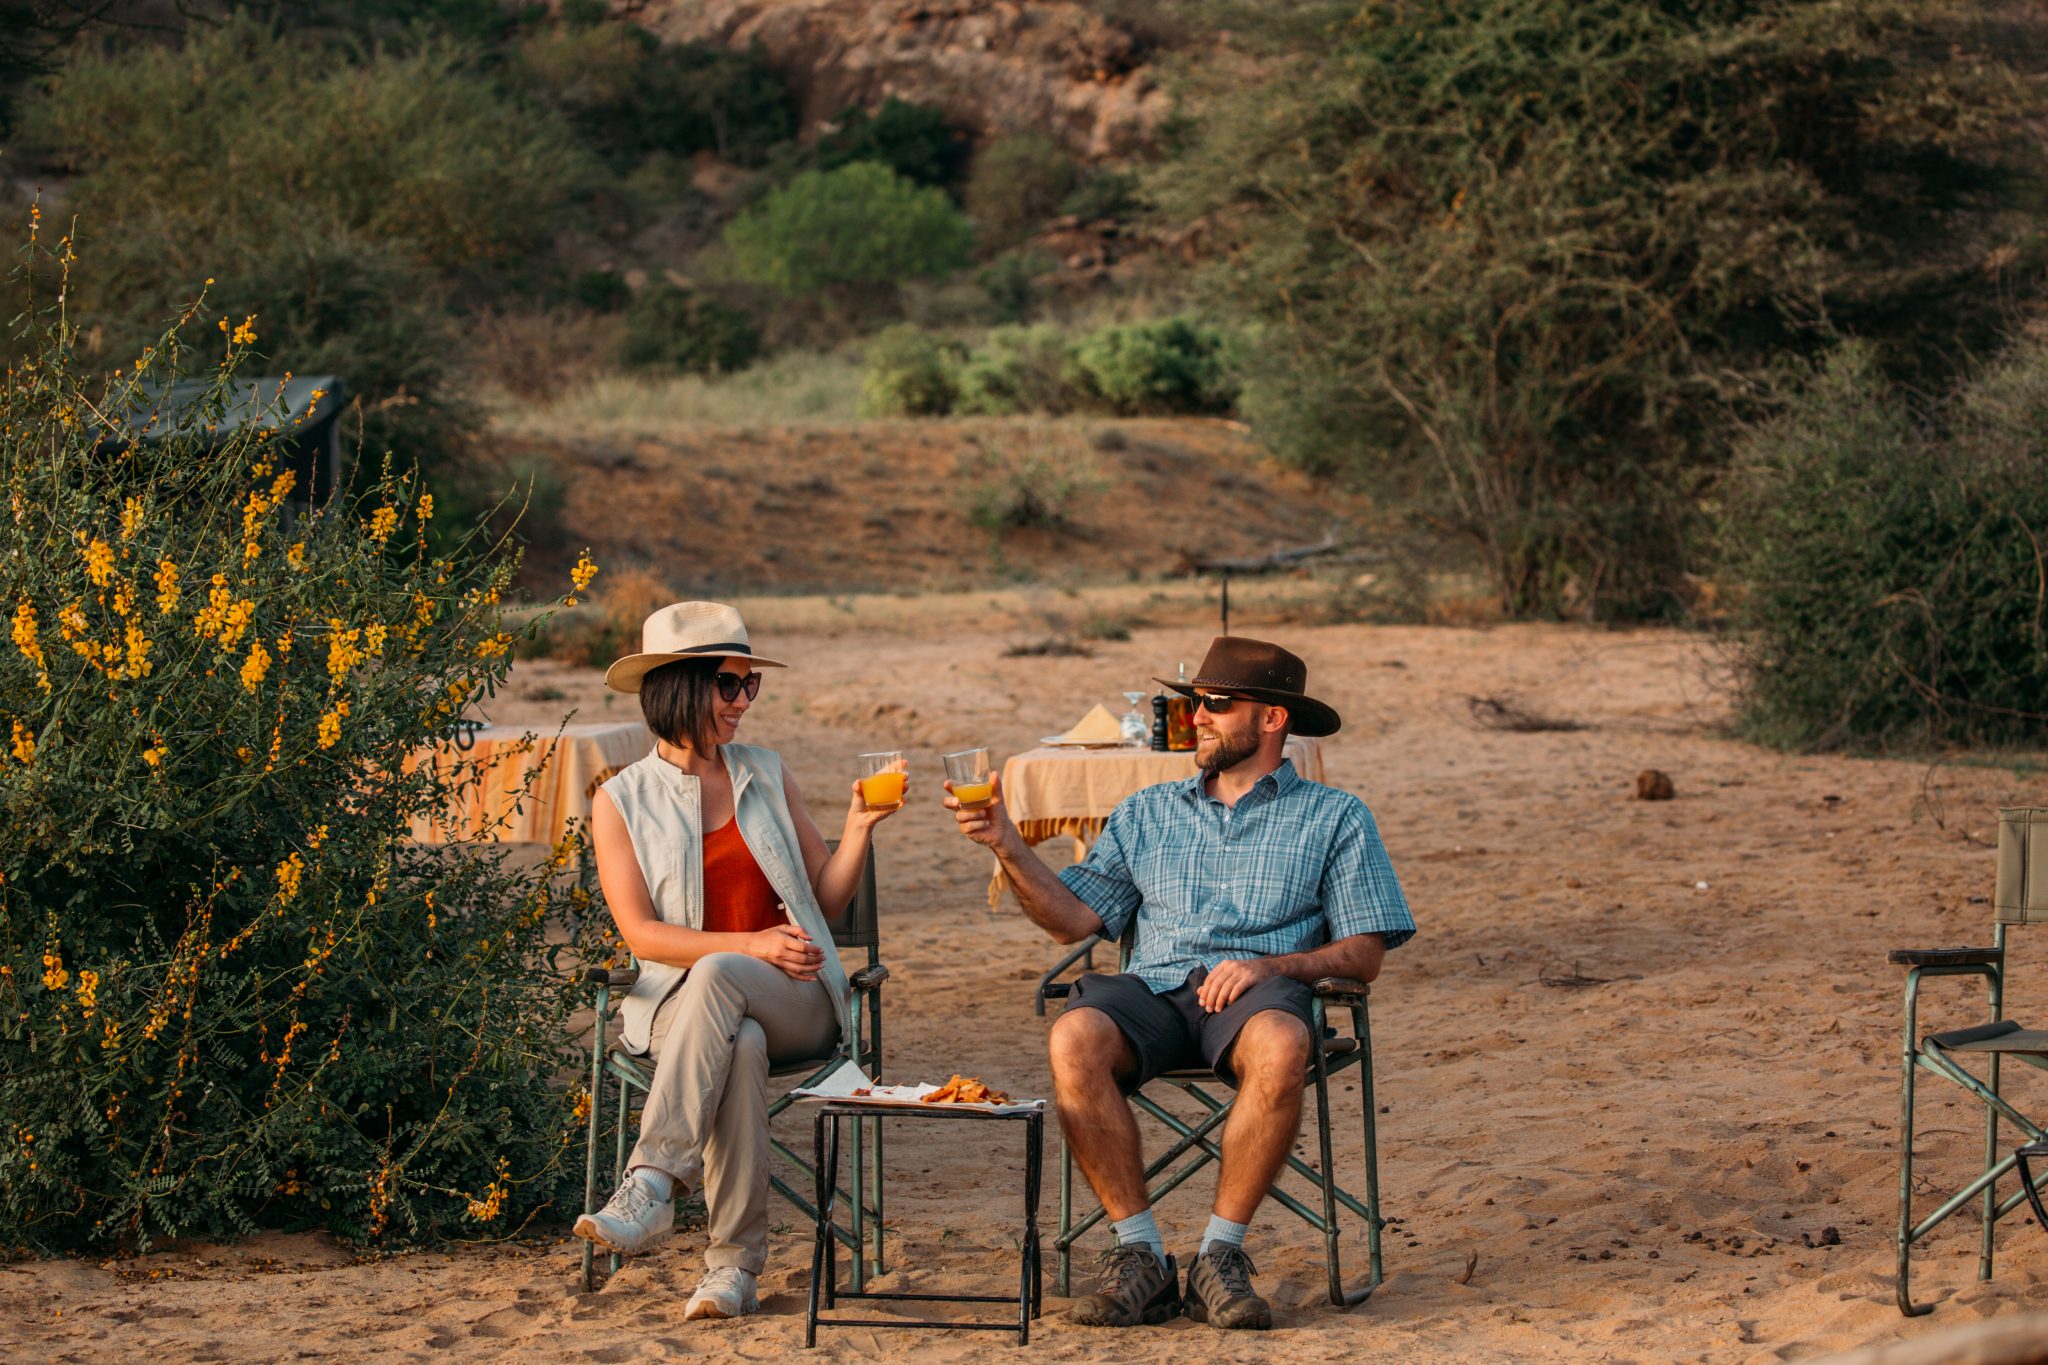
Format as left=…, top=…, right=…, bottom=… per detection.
left=408, top=721, right=654, bottom=847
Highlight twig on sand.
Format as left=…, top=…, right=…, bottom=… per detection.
left=1456, top=1250, right=1479, bottom=1285
left=1003, top=637, right=1092, bottom=658
left=1464, top=693, right=1586, bottom=733
left=1538, top=961, right=1640, bottom=989
left=1916, top=755, right=1994, bottom=846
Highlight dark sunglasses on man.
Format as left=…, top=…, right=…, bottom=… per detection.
left=714, top=671, right=763, bottom=703
left=1194, top=691, right=1259, bottom=714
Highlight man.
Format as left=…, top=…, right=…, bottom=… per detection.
left=948, top=635, right=1413, bottom=1330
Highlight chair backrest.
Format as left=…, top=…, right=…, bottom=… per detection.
left=1997, top=808, right=2048, bottom=927
left=824, top=837, right=880, bottom=964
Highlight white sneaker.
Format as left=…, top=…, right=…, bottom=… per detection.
left=684, top=1266, right=760, bottom=1320
left=573, top=1174, right=674, bottom=1256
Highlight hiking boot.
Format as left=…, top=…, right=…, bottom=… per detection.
left=572, top=1173, right=674, bottom=1256
left=684, top=1266, right=760, bottom=1320
left=1184, top=1244, right=1272, bottom=1330
left=1069, top=1244, right=1181, bottom=1327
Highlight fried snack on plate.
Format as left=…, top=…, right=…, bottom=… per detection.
left=920, top=1074, right=1012, bottom=1105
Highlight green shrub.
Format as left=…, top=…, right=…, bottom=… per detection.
left=857, top=324, right=960, bottom=417
left=518, top=24, right=793, bottom=169
left=621, top=283, right=762, bottom=374
left=964, top=133, right=1080, bottom=248
left=955, top=325, right=1082, bottom=415
left=963, top=442, right=1101, bottom=535
left=1060, top=171, right=1143, bottom=223
left=1722, top=341, right=2048, bottom=750
left=976, top=250, right=1058, bottom=324
left=20, top=16, right=593, bottom=483
left=1071, top=317, right=1236, bottom=416
left=725, top=163, right=976, bottom=301
left=813, top=98, right=970, bottom=190
left=0, top=272, right=607, bottom=1250
left=569, top=270, right=631, bottom=314
left=1160, top=0, right=2046, bottom=619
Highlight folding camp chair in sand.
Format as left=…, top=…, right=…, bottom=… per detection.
left=1892, top=807, right=2048, bottom=1316
left=578, top=841, right=890, bottom=1293
left=1035, top=928, right=1384, bottom=1306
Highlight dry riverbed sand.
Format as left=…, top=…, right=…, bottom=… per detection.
left=9, top=611, right=2048, bottom=1362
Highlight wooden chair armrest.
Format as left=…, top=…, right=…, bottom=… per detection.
left=1313, top=976, right=1371, bottom=999
left=581, top=966, right=640, bottom=989
left=1886, top=947, right=2004, bottom=968
left=849, top=963, right=889, bottom=993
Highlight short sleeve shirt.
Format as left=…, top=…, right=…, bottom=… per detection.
left=1056, top=759, right=1415, bottom=992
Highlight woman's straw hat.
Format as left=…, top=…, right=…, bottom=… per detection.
left=603, top=601, right=787, bottom=694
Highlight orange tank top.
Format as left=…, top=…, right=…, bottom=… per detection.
left=701, top=818, right=786, bottom=935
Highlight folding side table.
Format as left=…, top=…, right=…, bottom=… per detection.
left=805, top=1101, right=1043, bottom=1346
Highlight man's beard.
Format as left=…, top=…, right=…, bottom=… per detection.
left=1197, top=725, right=1262, bottom=777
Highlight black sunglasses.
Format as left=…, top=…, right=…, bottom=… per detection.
left=1194, top=692, right=1258, bottom=713
left=713, top=671, right=763, bottom=703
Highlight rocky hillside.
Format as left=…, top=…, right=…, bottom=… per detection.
left=635, top=0, right=1169, bottom=158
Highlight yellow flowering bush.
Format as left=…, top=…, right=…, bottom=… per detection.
left=0, top=246, right=600, bottom=1250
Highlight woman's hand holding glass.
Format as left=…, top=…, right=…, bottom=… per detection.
left=747, top=922, right=824, bottom=981
left=848, top=752, right=909, bottom=832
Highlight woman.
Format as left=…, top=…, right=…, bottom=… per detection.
left=573, top=600, right=902, bottom=1320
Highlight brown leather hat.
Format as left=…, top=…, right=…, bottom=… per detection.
left=1156, top=635, right=1341, bottom=738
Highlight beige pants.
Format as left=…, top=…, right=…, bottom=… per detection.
left=632, top=951, right=839, bottom=1274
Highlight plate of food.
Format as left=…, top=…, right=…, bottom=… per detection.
left=793, top=1063, right=1042, bottom=1114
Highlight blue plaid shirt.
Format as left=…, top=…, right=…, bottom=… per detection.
left=1057, top=759, right=1414, bottom=993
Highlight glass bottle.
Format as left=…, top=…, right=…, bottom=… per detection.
left=1165, top=662, right=1196, bottom=751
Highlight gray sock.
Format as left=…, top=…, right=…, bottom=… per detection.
left=1202, top=1213, right=1249, bottom=1253
left=1112, top=1208, right=1165, bottom=1261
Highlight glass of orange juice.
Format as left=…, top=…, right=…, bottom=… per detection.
left=943, top=747, right=994, bottom=810
left=858, top=751, right=907, bottom=811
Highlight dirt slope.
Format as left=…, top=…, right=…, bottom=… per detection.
left=529, top=417, right=1386, bottom=599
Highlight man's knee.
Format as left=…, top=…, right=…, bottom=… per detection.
left=1049, top=1008, right=1133, bottom=1086
left=1229, top=1011, right=1311, bottom=1091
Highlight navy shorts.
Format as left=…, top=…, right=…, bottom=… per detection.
left=1065, top=966, right=1315, bottom=1091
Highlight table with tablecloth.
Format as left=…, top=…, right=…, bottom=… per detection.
left=408, top=720, right=655, bottom=847
left=986, top=736, right=1325, bottom=906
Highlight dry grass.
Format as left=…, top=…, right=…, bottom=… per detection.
left=465, top=307, right=626, bottom=404
left=486, top=351, right=865, bottom=440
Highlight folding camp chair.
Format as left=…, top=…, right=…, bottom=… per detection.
left=1034, top=929, right=1385, bottom=1306
left=579, top=841, right=889, bottom=1292
left=1892, top=807, right=2048, bottom=1316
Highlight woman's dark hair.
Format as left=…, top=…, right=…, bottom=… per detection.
left=639, top=657, right=723, bottom=751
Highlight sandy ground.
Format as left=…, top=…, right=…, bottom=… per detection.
left=9, top=609, right=2048, bottom=1362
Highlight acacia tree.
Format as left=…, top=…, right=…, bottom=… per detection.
left=1159, top=0, right=2044, bottom=618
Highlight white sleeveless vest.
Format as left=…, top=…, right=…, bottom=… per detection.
left=603, top=743, right=851, bottom=1055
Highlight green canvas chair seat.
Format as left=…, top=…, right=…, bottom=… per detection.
left=1925, top=1021, right=2048, bottom=1054
left=1035, top=929, right=1384, bottom=1308
left=1891, top=807, right=2048, bottom=1317
left=578, top=842, right=889, bottom=1293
